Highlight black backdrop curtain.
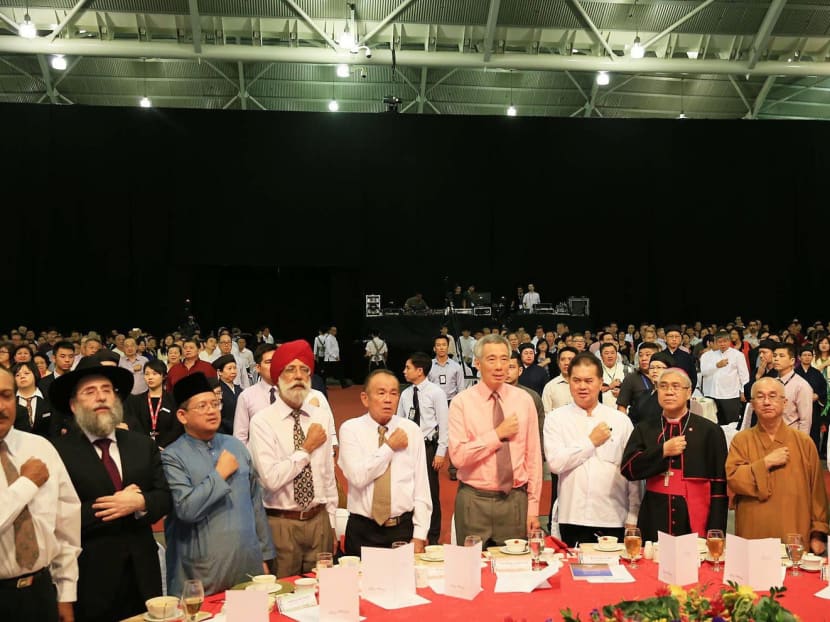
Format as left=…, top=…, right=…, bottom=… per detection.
left=2, top=102, right=827, bottom=354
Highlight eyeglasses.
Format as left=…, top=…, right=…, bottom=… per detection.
left=187, top=399, right=222, bottom=413
left=656, top=382, right=690, bottom=392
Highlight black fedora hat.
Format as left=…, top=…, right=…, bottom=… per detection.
left=49, top=362, right=134, bottom=413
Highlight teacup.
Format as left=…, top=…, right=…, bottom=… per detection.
left=424, top=545, right=443, bottom=559
left=505, top=538, right=528, bottom=553
left=145, top=596, right=180, bottom=619
left=338, top=555, right=361, bottom=567
left=597, top=536, right=618, bottom=547
left=294, top=577, right=317, bottom=594
left=252, top=573, right=277, bottom=584
left=801, top=553, right=822, bottom=571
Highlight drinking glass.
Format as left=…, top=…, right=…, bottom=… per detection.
left=624, top=528, right=642, bottom=569
left=529, top=528, right=545, bottom=571
left=706, top=529, right=725, bottom=573
left=786, top=533, right=804, bottom=576
left=316, top=552, right=333, bottom=573
left=181, top=579, right=204, bottom=622
left=463, top=535, right=482, bottom=547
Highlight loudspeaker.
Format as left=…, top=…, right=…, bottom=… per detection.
left=568, top=297, right=590, bottom=317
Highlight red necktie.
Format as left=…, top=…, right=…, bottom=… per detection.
left=94, top=438, right=123, bottom=490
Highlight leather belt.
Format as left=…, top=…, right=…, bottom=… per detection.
left=0, top=567, right=48, bottom=589
left=459, top=482, right=528, bottom=498
left=265, top=504, right=324, bottom=521
left=355, top=511, right=413, bottom=527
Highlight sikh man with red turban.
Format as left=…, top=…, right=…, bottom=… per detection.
left=248, top=340, right=339, bottom=578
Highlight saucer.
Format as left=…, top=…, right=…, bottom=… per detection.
left=246, top=582, right=283, bottom=593
left=595, top=543, right=624, bottom=552
left=500, top=546, right=530, bottom=555
left=419, top=553, right=444, bottom=562
left=703, top=555, right=726, bottom=563
left=799, top=564, right=821, bottom=572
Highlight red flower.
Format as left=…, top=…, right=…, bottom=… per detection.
left=613, top=607, right=625, bottom=622
left=655, top=585, right=671, bottom=597
left=706, top=594, right=726, bottom=617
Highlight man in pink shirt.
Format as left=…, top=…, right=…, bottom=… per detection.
left=448, top=334, right=543, bottom=546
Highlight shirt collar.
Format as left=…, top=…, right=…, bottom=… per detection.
left=474, top=381, right=505, bottom=399
left=17, top=388, right=44, bottom=400
left=83, top=429, right=118, bottom=445
left=1, top=428, right=22, bottom=456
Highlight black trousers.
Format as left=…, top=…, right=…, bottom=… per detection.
left=713, top=397, right=742, bottom=425
left=559, top=524, right=625, bottom=548
left=425, top=440, right=441, bottom=544
left=0, top=568, right=58, bottom=622
left=344, top=512, right=415, bottom=556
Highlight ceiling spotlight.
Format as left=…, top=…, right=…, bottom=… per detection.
left=506, top=105, right=517, bottom=117
left=596, top=71, right=610, bottom=86
left=678, top=112, right=687, bottom=119
left=139, top=96, right=152, bottom=108
left=336, top=64, right=350, bottom=78
left=339, top=23, right=355, bottom=50
left=51, top=54, right=67, bottom=70
left=18, top=14, right=37, bottom=39
left=328, top=99, right=339, bottom=112
left=686, top=50, right=699, bottom=60
left=630, top=36, right=645, bottom=59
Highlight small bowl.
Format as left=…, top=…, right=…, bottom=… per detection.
left=252, top=574, right=277, bottom=584
left=145, top=596, right=181, bottom=619
left=424, top=545, right=443, bottom=557
left=801, top=553, right=822, bottom=570
left=505, top=538, right=528, bottom=553
left=294, top=577, right=317, bottom=593
left=598, top=536, right=619, bottom=546
left=338, top=555, right=361, bottom=567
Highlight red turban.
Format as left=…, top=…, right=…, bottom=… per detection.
left=270, top=339, right=315, bottom=383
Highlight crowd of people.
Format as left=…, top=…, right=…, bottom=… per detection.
left=1, top=314, right=828, bottom=621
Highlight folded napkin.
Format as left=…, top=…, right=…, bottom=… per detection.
left=545, top=535, right=570, bottom=553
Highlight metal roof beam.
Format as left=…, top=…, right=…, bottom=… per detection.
left=641, top=0, right=716, bottom=52
left=726, top=75, right=751, bottom=115
left=746, top=0, right=788, bottom=70
left=0, top=11, right=20, bottom=34
left=36, top=54, right=57, bottom=104
left=750, top=75, right=776, bottom=118
left=187, top=0, right=202, bottom=54
left=565, top=0, right=616, bottom=61
left=482, top=0, right=501, bottom=62
left=363, top=0, right=419, bottom=47
left=280, top=0, right=338, bottom=51
left=237, top=60, right=246, bottom=110
left=7, top=38, right=830, bottom=77
left=48, top=0, right=93, bottom=42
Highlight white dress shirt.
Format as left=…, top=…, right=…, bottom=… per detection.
left=338, top=414, right=432, bottom=541
left=0, top=429, right=81, bottom=601
left=324, top=334, right=340, bottom=362
left=233, top=383, right=337, bottom=447
left=700, top=347, right=749, bottom=399
left=544, top=402, right=641, bottom=528
left=248, top=398, right=338, bottom=526
left=396, top=379, right=448, bottom=457
left=522, top=291, right=541, bottom=310
left=198, top=349, right=221, bottom=364
left=541, top=375, right=572, bottom=413
left=16, top=388, right=45, bottom=427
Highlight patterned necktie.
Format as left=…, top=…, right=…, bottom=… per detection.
left=371, top=425, right=392, bottom=525
left=24, top=397, right=34, bottom=427
left=412, top=386, right=421, bottom=427
left=93, top=438, right=123, bottom=490
left=291, top=410, right=314, bottom=507
left=269, top=387, right=276, bottom=404
left=491, top=392, right=514, bottom=494
left=0, top=440, right=40, bottom=569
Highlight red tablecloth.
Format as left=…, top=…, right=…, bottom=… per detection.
left=202, top=559, right=829, bottom=622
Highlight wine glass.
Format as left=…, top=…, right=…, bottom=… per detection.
left=463, top=535, right=482, bottom=548
left=624, top=527, right=642, bottom=569
left=181, top=579, right=204, bottom=622
left=706, top=529, right=725, bottom=573
left=786, top=533, right=804, bottom=576
left=529, top=528, right=545, bottom=571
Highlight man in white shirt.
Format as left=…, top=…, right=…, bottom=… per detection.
left=248, top=340, right=338, bottom=578
left=700, top=330, right=750, bottom=424
left=119, top=338, right=149, bottom=395
left=544, top=352, right=641, bottom=546
left=396, top=353, right=448, bottom=545
left=458, top=328, right=477, bottom=383
left=541, top=347, right=577, bottom=413
left=522, top=283, right=541, bottom=311
left=0, top=367, right=81, bottom=622
left=598, top=342, right=626, bottom=409
left=364, top=330, right=388, bottom=371
left=217, top=334, right=250, bottom=389
left=338, top=369, right=431, bottom=555
left=322, top=327, right=347, bottom=388
left=428, top=335, right=464, bottom=402
left=198, top=336, right=220, bottom=364
left=236, top=337, right=255, bottom=384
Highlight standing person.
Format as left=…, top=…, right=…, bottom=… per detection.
left=726, top=377, right=828, bottom=554
left=118, top=338, right=149, bottom=395
left=699, top=330, right=750, bottom=424
left=50, top=362, right=171, bottom=622
left=13, top=361, right=58, bottom=438
left=428, top=335, right=465, bottom=403
left=165, top=338, right=216, bottom=392
left=123, top=360, right=182, bottom=448
left=248, top=341, right=338, bottom=578
left=522, top=283, right=541, bottom=311
left=0, top=366, right=81, bottom=622
left=162, top=373, right=275, bottom=596
left=541, top=346, right=577, bottom=412
left=213, top=354, right=242, bottom=435
left=364, top=330, right=388, bottom=372
left=339, top=369, right=432, bottom=554
left=323, top=327, right=347, bottom=388
left=517, top=343, right=548, bottom=396
left=617, top=342, right=660, bottom=415
left=598, top=342, right=626, bottom=409
left=795, top=346, right=827, bottom=452
left=663, top=325, right=698, bottom=391
left=217, top=334, right=250, bottom=389
left=164, top=344, right=182, bottom=372
left=544, top=353, right=641, bottom=547
left=396, top=353, right=447, bottom=545
left=448, top=334, right=543, bottom=546
left=621, top=368, right=728, bottom=542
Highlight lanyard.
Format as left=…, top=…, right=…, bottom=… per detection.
left=148, top=394, right=163, bottom=434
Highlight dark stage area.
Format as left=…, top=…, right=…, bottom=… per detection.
left=3, top=102, right=827, bottom=378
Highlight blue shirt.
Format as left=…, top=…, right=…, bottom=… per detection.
left=162, top=433, right=275, bottom=595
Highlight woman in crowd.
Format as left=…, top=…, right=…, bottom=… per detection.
left=536, top=339, right=553, bottom=377
left=12, top=361, right=56, bottom=437
left=0, top=342, right=12, bottom=369
left=13, top=344, right=32, bottom=363
left=730, top=327, right=751, bottom=370
left=165, top=343, right=182, bottom=371
left=156, top=334, right=175, bottom=364
left=124, top=359, right=182, bottom=448
left=32, top=351, right=51, bottom=378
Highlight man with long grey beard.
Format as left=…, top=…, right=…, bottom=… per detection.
left=249, top=340, right=338, bottom=578
left=50, top=361, right=171, bottom=622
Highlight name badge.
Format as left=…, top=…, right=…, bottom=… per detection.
left=409, top=407, right=416, bottom=420
left=439, top=374, right=447, bottom=384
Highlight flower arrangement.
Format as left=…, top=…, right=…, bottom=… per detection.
left=560, top=582, right=798, bottom=622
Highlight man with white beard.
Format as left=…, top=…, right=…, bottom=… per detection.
left=249, top=340, right=338, bottom=578
left=50, top=360, right=171, bottom=622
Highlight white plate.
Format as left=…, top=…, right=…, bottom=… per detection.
left=799, top=564, right=821, bottom=572
left=500, top=546, right=530, bottom=555
left=419, top=553, right=444, bottom=562
left=143, top=613, right=183, bottom=622
left=246, top=583, right=282, bottom=593
left=595, top=543, right=624, bottom=552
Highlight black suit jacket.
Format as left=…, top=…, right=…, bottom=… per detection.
left=13, top=394, right=58, bottom=438
left=665, top=348, right=698, bottom=391
left=220, top=382, right=242, bottom=435
left=52, top=428, right=172, bottom=621
left=124, top=391, right=183, bottom=448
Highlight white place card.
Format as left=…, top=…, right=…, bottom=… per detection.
left=723, top=534, right=782, bottom=590
left=494, top=563, right=560, bottom=593
left=319, top=565, right=359, bottom=622
left=444, top=543, right=482, bottom=600
left=657, top=531, right=699, bottom=586
left=361, top=543, right=428, bottom=609
left=278, top=592, right=319, bottom=615
left=225, top=589, right=269, bottom=622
